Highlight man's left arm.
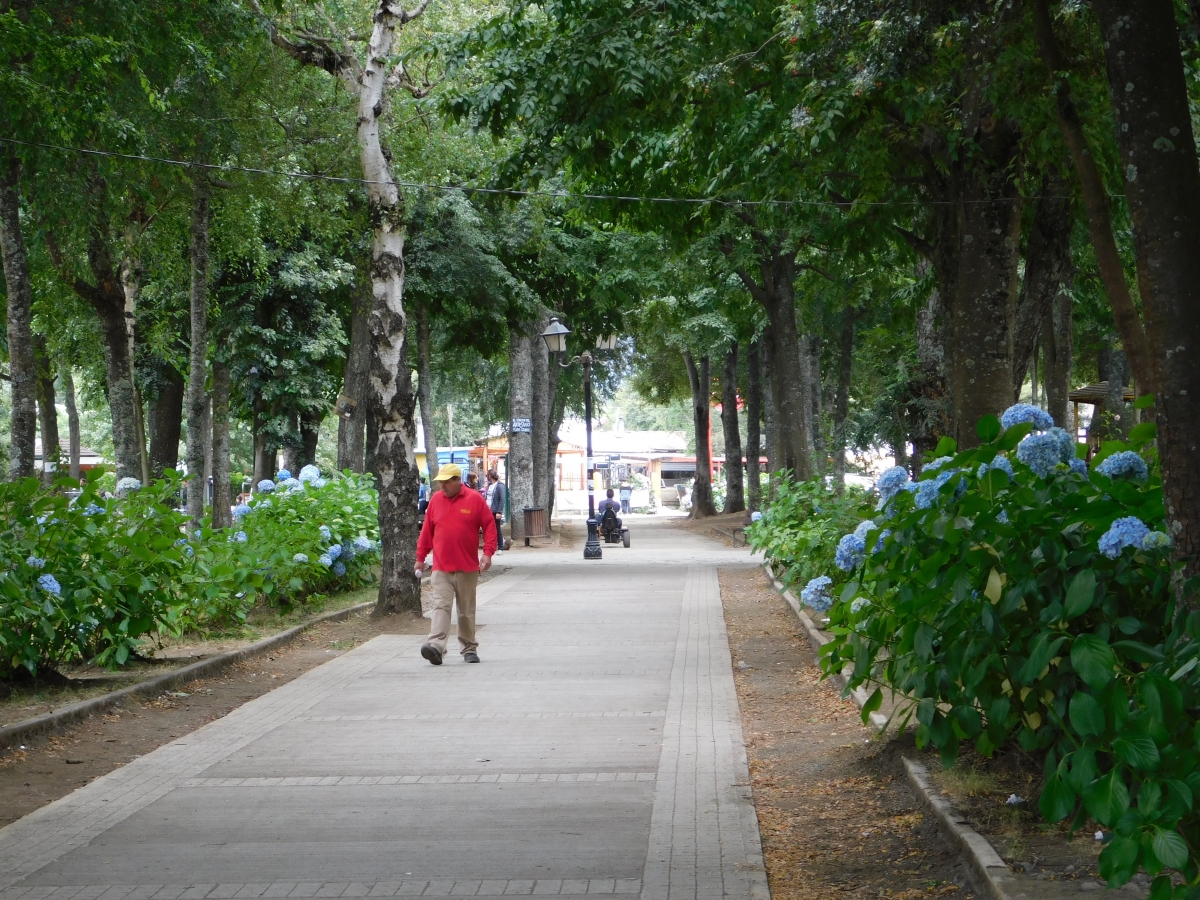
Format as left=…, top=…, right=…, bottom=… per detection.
left=479, top=494, right=498, bottom=570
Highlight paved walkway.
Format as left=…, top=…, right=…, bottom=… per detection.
left=0, top=520, right=766, bottom=900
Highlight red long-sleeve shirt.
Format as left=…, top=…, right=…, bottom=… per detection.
left=416, top=486, right=498, bottom=572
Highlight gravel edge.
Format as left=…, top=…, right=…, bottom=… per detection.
left=761, top=560, right=1017, bottom=900
left=0, top=600, right=374, bottom=750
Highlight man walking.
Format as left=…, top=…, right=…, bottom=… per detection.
left=485, top=469, right=507, bottom=553
left=415, top=464, right=497, bottom=665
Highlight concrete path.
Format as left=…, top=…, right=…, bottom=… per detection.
left=0, top=520, right=766, bottom=900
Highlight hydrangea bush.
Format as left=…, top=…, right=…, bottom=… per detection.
left=814, top=409, right=1200, bottom=891
left=0, top=467, right=381, bottom=678
left=745, top=477, right=872, bottom=590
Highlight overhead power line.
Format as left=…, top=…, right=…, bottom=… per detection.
left=0, top=135, right=1091, bottom=208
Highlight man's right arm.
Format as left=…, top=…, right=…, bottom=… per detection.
left=415, top=501, right=434, bottom=576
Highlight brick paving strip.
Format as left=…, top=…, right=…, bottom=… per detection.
left=0, top=522, right=764, bottom=900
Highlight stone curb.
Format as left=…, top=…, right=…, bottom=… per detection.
left=761, top=560, right=1020, bottom=900
left=903, top=757, right=1021, bottom=900
left=761, top=561, right=887, bottom=728
left=0, top=600, right=374, bottom=750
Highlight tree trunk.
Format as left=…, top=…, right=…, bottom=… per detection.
left=719, top=342, right=745, bottom=513
left=62, top=366, right=81, bottom=481
left=148, top=363, right=185, bottom=478
left=910, top=262, right=949, bottom=465
left=684, top=352, right=717, bottom=517
left=414, top=303, right=439, bottom=483
left=211, top=359, right=232, bottom=529
left=336, top=286, right=371, bottom=472
left=762, top=339, right=776, bottom=477
left=33, top=336, right=60, bottom=485
left=949, top=118, right=1023, bottom=449
left=531, top=313, right=551, bottom=511
left=1092, top=0, right=1200, bottom=577
left=832, top=309, right=855, bottom=494
left=186, top=177, right=211, bottom=529
left=121, top=256, right=150, bottom=485
left=732, top=248, right=812, bottom=479
left=1030, top=0, right=1153, bottom=391
left=1012, top=168, right=1074, bottom=399
left=299, top=408, right=320, bottom=467
left=508, top=326, right=534, bottom=542
left=745, top=339, right=762, bottom=512
left=803, top=333, right=824, bottom=475
left=91, top=283, right=142, bottom=480
left=252, top=399, right=270, bottom=487
left=0, top=150, right=37, bottom=480
left=1043, top=282, right=1073, bottom=428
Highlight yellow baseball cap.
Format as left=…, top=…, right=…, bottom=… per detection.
left=432, top=463, right=463, bottom=482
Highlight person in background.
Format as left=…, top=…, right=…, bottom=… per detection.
left=414, top=464, right=497, bottom=665
left=598, top=487, right=623, bottom=530
left=465, top=471, right=480, bottom=493
left=486, top=469, right=507, bottom=554
left=619, top=481, right=633, bottom=514
left=417, top=476, right=430, bottom=515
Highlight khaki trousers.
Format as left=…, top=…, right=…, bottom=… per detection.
left=427, top=569, right=479, bottom=655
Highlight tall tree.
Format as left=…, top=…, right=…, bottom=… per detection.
left=0, top=151, right=36, bottom=479
left=719, top=342, right=744, bottom=513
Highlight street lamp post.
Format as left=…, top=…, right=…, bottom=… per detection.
left=541, top=317, right=605, bottom=560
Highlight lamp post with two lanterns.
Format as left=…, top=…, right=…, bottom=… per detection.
left=541, top=317, right=616, bottom=560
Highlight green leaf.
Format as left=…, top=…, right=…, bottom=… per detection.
left=1063, top=570, right=1098, bottom=619
left=1020, top=633, right=1065, bottom=684
left=1039, top=773, right=1077, bottom=822
left=861, top=687, right=882, bottom=725
left=914, top=624, right=935, bottom=660
left=1113, top=734, right=1160, bottom=769
left=1084, top=768, right=1130, bottom=825
left=1151, top=829, right=1188, bottom=869
left=976, top=415, right=1001, bottom=444
left=1133, top=394, right=1156, bottom=410
left=1069, top=692, right=1106, bottom=738
left=1128, top=422, right=1157, bottom=445
left=1072, top=634, right=1117, bottom=688
left=1099, top=835, right=1140, bottom=884
left=933, top=436, right=957, bottom=457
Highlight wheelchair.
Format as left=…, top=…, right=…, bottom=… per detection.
left=597, top=507, right=630, bottom=548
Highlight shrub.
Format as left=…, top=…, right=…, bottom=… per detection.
left=745, top=477, right=871, bottom=590
left=816, top=410, right=1200, bottom=891
left=0, top=466, right=381, bottom=678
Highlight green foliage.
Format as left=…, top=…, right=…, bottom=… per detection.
left=746, top=477, right=871, bottom=590
left=0, top=467, right=380, bottom=678
left=804, top=418, right=1200, bottom=890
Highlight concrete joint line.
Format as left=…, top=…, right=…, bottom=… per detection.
left=0, top=602, right=376, bottom=750
left=640, top=565, right=768, bottom=900
left=0, top=636, right=421, bottom=892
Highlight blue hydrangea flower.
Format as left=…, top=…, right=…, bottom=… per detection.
left=353, top=535, right=373, bottom=554
left=1016, top=432, right=1071, bottom=478
left=115, top=477, right=142, bottom=498
left=853, top=520, right=875, bottom=541
left=849, top=597, right=872, bottom=615
left=311, top=477, right=327, bottom=488
left=257, top=479, right=275, bottom=493
left=1047, top=427, right=1076, bottom=462
left=232, top=503, right=252, bottom=519
left=293, top=553, right=309, bottom=564
left=875, top=465, right=911, bottom=509
left=255, top=498, right=272, bottom=509
left=327, top=544, right=342, bottom=561
left=924, top=456, right=954, bottom=474
left=279, top=477, right=302, bottom=491
left=26, top=556, right=45, bottom=569
left=332, top=561, right=347, bottom=577
left=1142, top=531, right=1171, bottom=551
left=83, top=504, right=105, bottom=516
left=873, top=528, right=891, bottom=552
left=835, top=532, right=866, bottom=571
left=800, top=576, right=834, bottom=612
left=341, top=543, right=357, bottom=561
left=318, top=554, right=333, bottom=567
left=298, top=464, right=321, bottom=483
left=37, top=573, right=62, bottom=595
left=319, top=525, right=332, bottom=542
left=997, top=510, right=1010, bottom=524
left=234, top=531, right=248, bottom=543
left=1068, top=457, right=1088, bottom=476
left=977, top=457, right=1014, bottom=482
left=1000, top=403, right=1055, bottom=431
left=1098, top=517, right=1151, bottom=559
left=275, top=469, right=292, bottom=481
left=750, top=511, right=763, bottom=522
left=1096, top=451, right=1149, bottom=483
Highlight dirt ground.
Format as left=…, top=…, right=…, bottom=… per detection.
left=720, top=565, right=978, bottom=900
